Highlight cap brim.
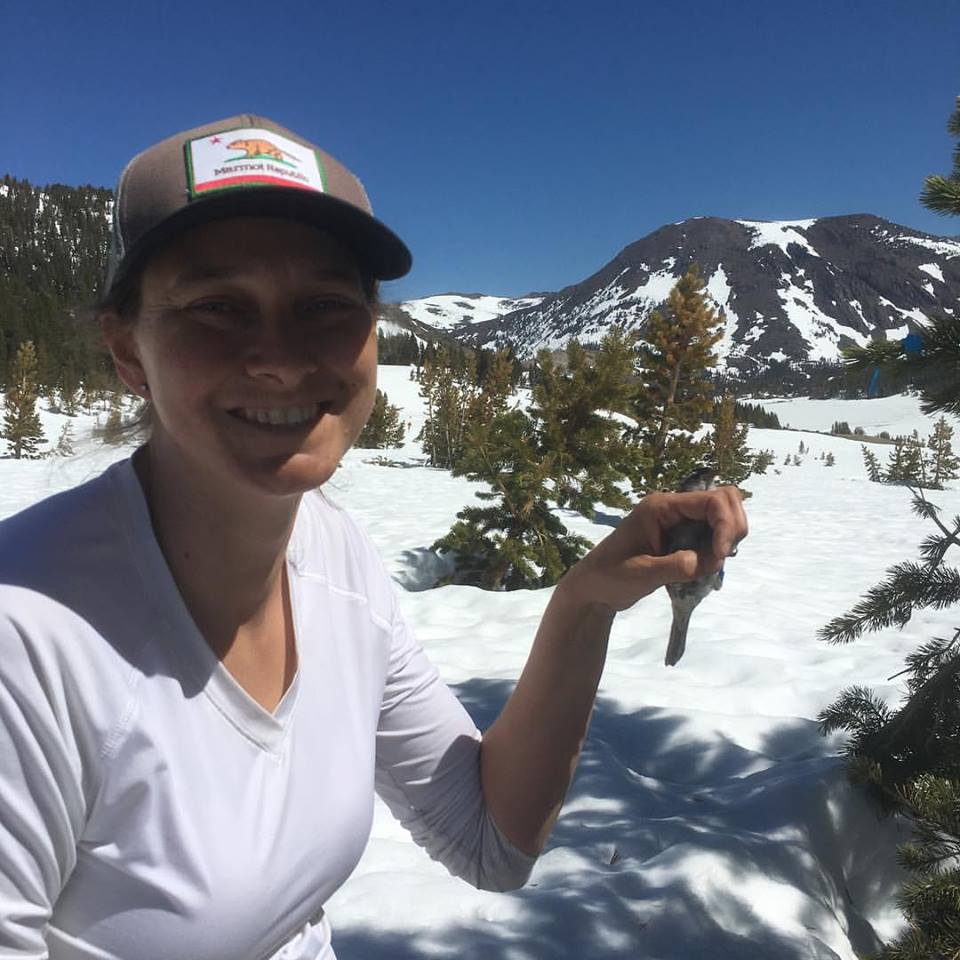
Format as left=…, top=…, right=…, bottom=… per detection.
left=107, top=187, right=412, bottom=294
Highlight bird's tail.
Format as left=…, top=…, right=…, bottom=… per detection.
left=665, top=608, right=692, bottom=667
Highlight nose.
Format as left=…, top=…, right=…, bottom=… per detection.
left=244, top=318, right=319, bottom=386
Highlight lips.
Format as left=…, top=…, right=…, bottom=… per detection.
left=228, top=401, right=332, bottom=428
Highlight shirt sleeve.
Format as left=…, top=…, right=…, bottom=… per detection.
left=0, top=601, right=87, bottom=957
left=373, top=590, right=537, bottom=893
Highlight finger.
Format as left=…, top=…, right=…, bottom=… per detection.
left=705, top=488, right=748, bottom=559
left=662, top=489, right=745, bottom=558
left=641, top=548, right=699, bottom=588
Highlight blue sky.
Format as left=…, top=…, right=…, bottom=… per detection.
left=3, top=0, right=958, bottom=301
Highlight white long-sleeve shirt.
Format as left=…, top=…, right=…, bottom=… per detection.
left=0, top=458, right=535, bottom=959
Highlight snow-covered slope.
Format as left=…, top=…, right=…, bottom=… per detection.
left=397, top=293, right=544, bottom=331
left=6, top=371, right=951, bottom=957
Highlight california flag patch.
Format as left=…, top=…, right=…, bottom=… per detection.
left=185, top=128, right=326, bottom=197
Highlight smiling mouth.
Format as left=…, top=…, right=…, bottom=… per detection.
left=228, top=402, right=332, bottom=429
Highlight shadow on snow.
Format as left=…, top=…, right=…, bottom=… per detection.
left=334, top=679, right=908, bottom=960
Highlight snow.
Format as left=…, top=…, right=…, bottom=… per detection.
left=5, top=367, right=951, bottom=957
left=737, top=219, right=820, bottom=258
left=705, top=266, right=740, bottom=361
left=892, top=234, right=960, bottom=258
left=918, top=262, right=944, bottom=282
left=744, top=391, right=956, bottom=437
left=399, top=294, right=544, bottom=331
left=777, top=272, right=869, bottom=361
left=0, top=184, right=8, bottom=198
left=629, top=267, right=678, bottom=309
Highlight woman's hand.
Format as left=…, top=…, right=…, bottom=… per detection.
left=559, top=485, right=749, bottom=616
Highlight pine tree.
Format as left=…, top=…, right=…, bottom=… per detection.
left=356, top=389, right=405, bottom=448
left=100, top=390, right=124, bottom=445
left=628, top=265, right=723, bottom=494
left=473, top=348, right=516, bottom=426
left=532, top=329, right=638, bottom=516
left=416, top=345, right=477, bottom=469
left=61, top=386, right=79, bottom=417
left=2, top=340, right=46, bottom=458
left=708, top=393, right=753, bottom=485
left=751, top=449, right=775, bottom=474
left=886, top=438, right=929, bottom=488
left=927, top=416, right=959, bottom=488
left=53, top=421, right=75, bottom=457
left=863, top=445, right=884, bottom=483
left=432, top=409, right=592, bottom=590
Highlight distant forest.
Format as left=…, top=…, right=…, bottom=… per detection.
left=0, top=175, right=942, bottom=401
left=0, top=176, right=114, bottom=393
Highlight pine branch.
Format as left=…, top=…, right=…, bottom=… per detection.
left=865, top=648, right=960, bottom=767
left=889, top=628, right=960, bottom=681
left=920, top=174, right=960, bottom=216
left=818, top=685, right=894, bottom=737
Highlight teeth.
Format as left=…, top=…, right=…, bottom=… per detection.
left=237, top=404, right=321, bottom=426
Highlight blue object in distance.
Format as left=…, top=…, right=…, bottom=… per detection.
left=901, top=333, right=924, bottom=356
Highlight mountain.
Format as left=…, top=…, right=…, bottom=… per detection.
left=438, top=215, right=960, bottom=374
left=396, top=293, right=545, bottom=332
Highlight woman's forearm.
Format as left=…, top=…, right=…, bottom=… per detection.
left=479, top=484, right=748, bottom=858
left=479, top=580, right=615, bottom=856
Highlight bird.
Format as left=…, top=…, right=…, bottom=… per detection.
left=663, top=467, right=725, bottom=667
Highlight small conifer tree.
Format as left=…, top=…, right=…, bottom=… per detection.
left=417, top=345, right=477, bottom=469
left=53, top=421, right=75, bottom=457
left=927, top=416, right=959, bottom=488
left=532, top=330, right=638, bottom=516
left=628, top=265, right=723, bottom=494
left=863, top=445, right=884, bottom=483
left=356, top=389, right=405, bottom=448
left=432, top=409, right=592, bottom=590
left=708, top=393, right=753, bottom=485
left=101, top=391, right=125, bottom=445
left=2, top=340, right=46, bottom=459
left=887, top=438, right=929, bottom=487
left=61, top=387, right=79, bottom=417
left=751, top=449, right=775, bottom=474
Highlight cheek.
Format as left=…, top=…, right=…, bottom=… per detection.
left=139, top=329, right=238, bottom=401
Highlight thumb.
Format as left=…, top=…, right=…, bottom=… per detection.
left=648, top=549, right=699, bottom=587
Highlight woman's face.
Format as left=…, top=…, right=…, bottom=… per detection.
left=103, top=216, right=378, bottom=499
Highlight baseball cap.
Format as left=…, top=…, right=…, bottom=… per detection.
left=104, top=114, right=412, bottom=295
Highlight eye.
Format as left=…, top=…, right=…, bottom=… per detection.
left=299, top=296, right=368, bottom=323
left=187, top=300, right=250, bottom=328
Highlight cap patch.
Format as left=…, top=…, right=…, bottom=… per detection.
left=185, top=127, right=326, bottom=197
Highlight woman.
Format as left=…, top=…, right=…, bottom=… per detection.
left=0, top=115, right=747, bottom=958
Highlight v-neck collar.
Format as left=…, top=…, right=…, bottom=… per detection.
left=109, top=456, right=303, bottom=755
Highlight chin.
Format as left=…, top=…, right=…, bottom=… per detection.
left=241, top=450, right=344, bottom=497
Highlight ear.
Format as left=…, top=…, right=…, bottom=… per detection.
left=100, top=311, right=148, bottom=397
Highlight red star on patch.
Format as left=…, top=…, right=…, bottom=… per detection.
left=210, top=136, right=222, bottom=144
